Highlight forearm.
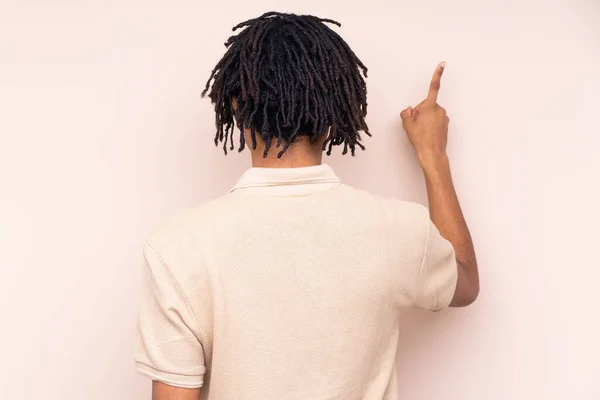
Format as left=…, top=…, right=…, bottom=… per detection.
left=420, top=152, right=479, bottom=301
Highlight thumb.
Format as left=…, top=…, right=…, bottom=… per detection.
left=400, top=106, right=413, bottom=121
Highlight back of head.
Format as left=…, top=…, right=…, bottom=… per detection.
left=202, top=12, right=370, bottom=158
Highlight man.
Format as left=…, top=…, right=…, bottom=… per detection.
left=134, top=11, right=479, bottom=400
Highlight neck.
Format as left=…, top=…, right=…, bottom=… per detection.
left=248, top=135, right=324, bottom=169
left=251, top=150, right=322, bottom=168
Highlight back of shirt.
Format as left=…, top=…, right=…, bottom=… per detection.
left=134, top=165, right=457, bottom=400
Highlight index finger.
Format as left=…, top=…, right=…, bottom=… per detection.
left=426, top=62, right=446, bottom=104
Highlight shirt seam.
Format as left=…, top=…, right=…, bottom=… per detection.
left=229, top=179, right=342, bottom=193
left=144, top=241, right=202, bottom=335
left=416, top=208, right=433, bottom=308
left=228, top=181, right=343, bottom=198
left=136, top=361, right=206, bottom=378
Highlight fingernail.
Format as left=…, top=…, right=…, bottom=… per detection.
left=440, top=62, right=446, bottom=70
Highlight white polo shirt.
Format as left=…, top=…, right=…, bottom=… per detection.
left=134, top=164, right=457, bottom=400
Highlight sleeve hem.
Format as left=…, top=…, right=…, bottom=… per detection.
left=432, top=259, right=459, bottom=312
left=135, top=362, right=204, bottom=389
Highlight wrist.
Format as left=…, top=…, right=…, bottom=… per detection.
left=417, top=150, right=450, bottom=171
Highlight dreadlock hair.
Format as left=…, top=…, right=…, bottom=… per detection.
left=202, top=11, right=370, bottom=158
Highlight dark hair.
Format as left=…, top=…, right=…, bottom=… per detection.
left=202, top=11, right=370, bottom=157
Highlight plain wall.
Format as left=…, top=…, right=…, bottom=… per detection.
left=1, top=0, right=599, bottom=399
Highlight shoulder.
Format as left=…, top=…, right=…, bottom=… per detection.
left=144, top=194, right=237, bottom=257
left=336, top=184, right=429, bottom=221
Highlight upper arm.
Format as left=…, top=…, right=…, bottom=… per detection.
left=134, top=242, right=206, bottom=389
left=414, top=214, right=479, bottom=309
left=413, top=216, right=459, bottom=311
left=153, top=381, right=201, bottom=400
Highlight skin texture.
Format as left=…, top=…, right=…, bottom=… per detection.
left=151, top=62, right=479, bottom=398
left=245, top=133, right=328, bottom=168
left=152, top=381, right=200, bottom=400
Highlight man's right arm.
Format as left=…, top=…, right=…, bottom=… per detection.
left=420, top=152, right=479, bottom=306
left=401, top=62, right=479, bottom=307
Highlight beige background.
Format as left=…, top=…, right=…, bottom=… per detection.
left=1, top=0, right=599, bottom=399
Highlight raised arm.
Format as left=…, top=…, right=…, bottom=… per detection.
left=401, top=62, right=480, bottom=307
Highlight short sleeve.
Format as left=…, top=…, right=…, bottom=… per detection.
left=414, top=218, right=459, bottom=311
left=134, top=243, right=206, bottom=388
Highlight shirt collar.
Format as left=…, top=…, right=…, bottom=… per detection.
left=229, top=164, right=341, bottom=194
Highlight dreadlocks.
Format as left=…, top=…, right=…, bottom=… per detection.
left=202, top=11, right=370, bottom=158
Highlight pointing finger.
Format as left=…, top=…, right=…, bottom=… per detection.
left=426, top=62, right=445, bottom=104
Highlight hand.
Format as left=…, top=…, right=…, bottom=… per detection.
left=401, top=62, right=450, bottom=166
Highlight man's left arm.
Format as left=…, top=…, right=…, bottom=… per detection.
left=153, top=381, right=200, bottom=400
left=135, top=242, right=207, bottom=394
